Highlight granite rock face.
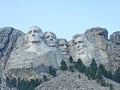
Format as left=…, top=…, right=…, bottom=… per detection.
left=5, top=26, right=63, bottom=79
left=84, top=27, right=109, bottom=66
left=110, top=31, right=120, bottom=45
left=85, top=27, right=120, bottom=71
left=0, top=27, right=23, bottom=70
left=2, top=26, right=120, bottom=78
left=36, top=71, right=120, bottom=90
left=0, top=26, right=120, bottom=90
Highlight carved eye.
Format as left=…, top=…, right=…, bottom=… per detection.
left=74, top=42, right=77, bottom=45
left=60, top=44, right=64, bottom=46
left=78, top=41, right=84, bottom=43
left=45, top=36, right=50, bottom=39
left=34, top=30, right=39, bottom=33
left=51, top=35, right=56, bottom=39
left=28, top=31, right=32, bottom=34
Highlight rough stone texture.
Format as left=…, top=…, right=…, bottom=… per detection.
left=110, top=31, right=120, bottom=45
left=85, top=27, right=120, bottom=71
left=0, top=27, right=23, bottom=70
left=4, top=26, right=63, bottom=79
left=36, top=71, right=120, bottom=90
left=84, top=27, right=109, bottom=66
left=70, top=34, right=92, bottom=66
left=1, top=26, right=120, bottom=90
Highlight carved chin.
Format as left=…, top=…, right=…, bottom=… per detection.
left=47, top=42, right=56, bottom=47
left=30, top=38, right=42, bottom=43
left=61, top=51, right=68, bottom=55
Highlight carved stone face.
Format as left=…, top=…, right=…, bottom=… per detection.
left=58, top=39, right=69, bottom=55
left=44, top=32, right=57, bottom=47
left=27, top=26, right=43, bottom=43
left=74, top=36, right=85, bottom=52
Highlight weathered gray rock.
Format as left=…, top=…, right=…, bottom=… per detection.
left=1, top=26, right=120, bottom=90
left=110, top=31, right=120, bottom=45
left=70, top=34, right=92, bottom=66
left=85, top=27, right=120, bottom=71
left=85, top=27, right=109, bottom=65
left=5, top=26, right=63, bottom=79
left=0, top=27, right=23, bottom=70
left=36, top=71, right=120, bottom=90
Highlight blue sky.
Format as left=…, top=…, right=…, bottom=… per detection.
left=0, top=0, right=120, bottom=40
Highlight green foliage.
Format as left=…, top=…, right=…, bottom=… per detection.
left=74, top=58, right=86, bottom=73
left=95, top=68, right=102, bottom=81
left=43, top=75, right=48, bottom=81
left=6, top=77, right=11, bottom=87
left=100, top=79, right=106, bottom=86
left=109, top=84, right=114, bottom=90
left=6, top=77, right=17, bottom=88
left=60, top=60, right=68, bottom=71
left=85, top=67, right=91, bottom=78
left=107, top=70, right=113, bottom=80
left=114, top=67, right=120, bottom=83
left=6, top=77, right=42, bottom=90
left=17, top=78, right=42, bottom=90
left=49, top=66, right=57, bottom=77
left=90, top=58, right=98, bottom=79
left=69, top=55, right=73, bottom=63
left=78, top=75, right=81, bottom=79
left=99, top=64, right=108, bottom=77
left=69, top=65, right=74, bottom=72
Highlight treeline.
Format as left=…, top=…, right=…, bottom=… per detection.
left=5, top=56, right=120, bottom=90
left=60, top=56, right=120, bottom=89
left=6, top=77, right=42, bottom=90
left=5, top=66, right=57, bottom=90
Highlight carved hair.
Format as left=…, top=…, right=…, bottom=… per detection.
left=24, top=25, right=44, bottom=43
left=58, top=38, right=69, bottom=47
left=43, top=31, right=57, bottom=39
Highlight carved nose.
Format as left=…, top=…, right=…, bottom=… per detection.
left=50, top=37, right=53, bottom=40
left=77, top=45, right=80, bottom=48
left=63, top=45, right=67, bottom=48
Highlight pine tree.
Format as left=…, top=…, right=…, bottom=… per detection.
left=6, top=77, right=11, bottom=87
left=69, top=55, right=73, bottom=63
left=74, top=58, right=86, bottom=73
left=11, top=77, right=17, bottom=87
left=69, top=65, right=74, bottom=72
left=96, top=68, right=102, bottom=81
left=99, top=64, right=107, bottom=77
left=109, top=84, right=114, bottom=90
left=114, top=67, right=120, bottom=83
left=43, top=75, right=48, bottom=81
left=60, top=60, right=67, bottom=71
left=85, top=67, right=91, bottom=79
left=90, top=58, right=98, bottom=79
left=107, top=70, right=113, bottom=80
left=49, top=66, right=57, bottom=77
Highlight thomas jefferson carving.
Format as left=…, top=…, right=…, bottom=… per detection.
left=44, top=32, right=57, bottom=47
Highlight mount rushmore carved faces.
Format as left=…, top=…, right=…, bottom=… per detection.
left=58, top=39, right=69, bottom=55
left=26, top=25, right=44, bottom=43
left=44, top=32, right=57, bottom=47
left=24, top=26, right=50, bottom=54
left=73, top=36, right=85, bottom=54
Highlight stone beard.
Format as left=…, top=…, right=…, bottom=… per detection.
left=44, top=32, right=57, bottom=47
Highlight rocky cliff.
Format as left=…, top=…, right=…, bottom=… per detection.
left=0, top=26, right=120, bottom=90
left=0, top=27, right=23, bottom=72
